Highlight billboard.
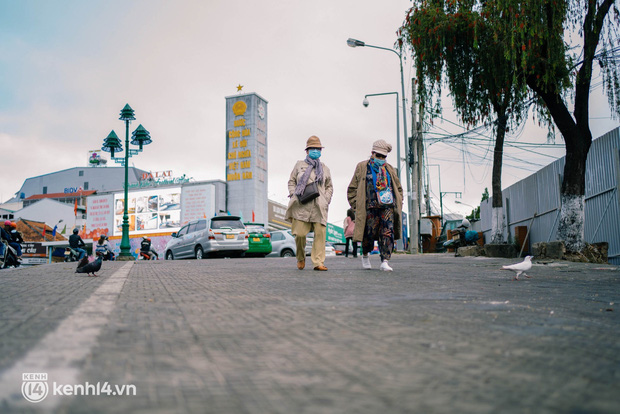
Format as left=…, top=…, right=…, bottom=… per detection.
left=87, top=150, right=107, bottom=166
left=326, top=223, right=345, bottom=243
left=86, top=183, right=219, bottom=237
left=113, top=188, right=181, bottom=235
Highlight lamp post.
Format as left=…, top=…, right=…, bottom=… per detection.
left=362, top=92, right=400, bottom=180
left=455, top=200, right=474, bottom=209
left=455, top=200, right=478, bottom=219
left=53, top=219, right=63, bottom=241
left=347, top=37, right=417, bottom=253
left=440, top=192, right=462, bottom=226
left=101, top=104, right=152, bottom=260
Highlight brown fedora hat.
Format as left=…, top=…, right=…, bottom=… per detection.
left=305, top=135, right=324, bottom=150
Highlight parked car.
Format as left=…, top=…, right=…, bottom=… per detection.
left=164, top=215, right=248, bottom=260
left=333, top=241, right=362, bottom=256
left=268, top=230, right=297, bottom=257
left=244, top=223, right=272, bottom=257
left=332, top=242, right=346, bottom=256
left=325, top=242, right=336, bottom=257
left=304, top=234, right=336, bottom=257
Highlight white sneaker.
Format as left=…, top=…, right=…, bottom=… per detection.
left=380, top=261, right=393, bottom=272
left=361, top=255, right=371, bottom=269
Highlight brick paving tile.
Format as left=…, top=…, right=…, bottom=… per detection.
left=0, top=254, right=618, bottom=413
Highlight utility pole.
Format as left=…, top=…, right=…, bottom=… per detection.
left=417, top=97, right=425, bottom=222
left=409, top=80, right=419, bottom=253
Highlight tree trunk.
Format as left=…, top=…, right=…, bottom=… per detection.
left=526, top=83, right=591, bottom=252
left=490, top=113, right=507, bottom=244
left=523, top=0, right=612, bottom=253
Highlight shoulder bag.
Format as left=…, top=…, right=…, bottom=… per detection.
left=371, top=168, right=394, bottom=206
left=298, top=181, right=320, bottom=204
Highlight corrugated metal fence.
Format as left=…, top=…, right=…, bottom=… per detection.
left=475, top=127, right=620, bottom=264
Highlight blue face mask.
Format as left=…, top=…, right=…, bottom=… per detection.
left=308, top=149, right=321, bottom=160
left=373, top=158, right=385, bottom=167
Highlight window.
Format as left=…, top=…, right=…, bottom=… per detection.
left=195, top=220, right=207, bottom=231
left=271, top=232, right=284, bottom=241
left=187, top=223, right=197, bottom=234
left=84, top=182, right=89, bottom=190
left=42, top=187, right=47, bottom=194
left=177, top=225, right=189, bottom=237
left=79, top=171, right=84, bottom=177
left=246, top=225, right=267, bottom=234
left=210, top=219, right=245, bottom=229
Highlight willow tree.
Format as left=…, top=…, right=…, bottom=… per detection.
left=398, top=0, right=529, bottom=243
left=400, top=0, right=620, bottom=252
left=512, top=0, right=620, bottom=252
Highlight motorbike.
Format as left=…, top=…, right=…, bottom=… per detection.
left=443, top=228, right=480, bottom=255
left=95, top=246, right=115, bottom=261
left=1, top=240, right=20, bottom=269
left=64, top=247, right=80, bottom=262
left=139, top=250, right=157, bottom=260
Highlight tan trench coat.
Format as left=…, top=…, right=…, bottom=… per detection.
left=347, top=160, right=403, bottom=242
left=285, top=160, right=333, bottom=226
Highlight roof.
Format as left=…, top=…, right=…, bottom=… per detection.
left=25, top=190, right=97, bottom=201
left=16, top=219, right=68, bottom=242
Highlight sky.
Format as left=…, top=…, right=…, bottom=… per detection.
left=1, top=0, right=618, bottom=227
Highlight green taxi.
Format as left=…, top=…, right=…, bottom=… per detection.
left=243, top=223, right=272, bottom=257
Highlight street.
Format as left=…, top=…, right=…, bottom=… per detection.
left=0, top=254, right=618, bottom=414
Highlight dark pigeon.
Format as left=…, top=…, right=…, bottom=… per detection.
left=76, top=256, right=102, bottom=277
left=76, top=256, right=89, bottom=270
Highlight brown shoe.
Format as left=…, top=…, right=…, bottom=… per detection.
left=297, top=260, right=305, bottom=270
left=313, top=265, right=328, bottom=271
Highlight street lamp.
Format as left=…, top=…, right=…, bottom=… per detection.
left=101, top=104, right=153, bottom=260
left=455, top=200, right=474, bottom=209
left=455, top=200, right=478, bottom=219
left=429, top=164, right=462, bottom=225
left=347, top=37, right=417, bottom=253
left=440, top=192, right=462, bottom=226
left=53, top=219, right=63, bottom=241
left=362, top=92, right=401, bottom=180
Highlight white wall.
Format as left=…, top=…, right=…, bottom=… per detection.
left=14, top=199, right=82, bottom=231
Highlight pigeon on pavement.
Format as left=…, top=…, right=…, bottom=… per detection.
left=502, top=255, right=533, bottom=280
left=76, top=256, right=89, bottom=270
left=76, top=255, right=102, bottom=277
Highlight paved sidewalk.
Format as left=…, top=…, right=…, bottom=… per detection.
left=0, top=254, right=618, bottom=413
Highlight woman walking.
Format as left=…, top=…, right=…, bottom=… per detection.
left=343, top=208, right=357, bottom=258
left=285, top=136, right=333, bottom=271
left=347, top=139, right=403, bottom=271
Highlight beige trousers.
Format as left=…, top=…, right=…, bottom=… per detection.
left=291, top=219, right=326, bottom=267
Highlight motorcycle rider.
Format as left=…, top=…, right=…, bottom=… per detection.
left=3, top=221, right=22, bottom=260
left=0, top=225, right=11, bottom=258
left=69, top=228, right=87, bottom=260
left=140, top=236, right=158, bottom=260
left=455, top=219, right=471, bottom=247
left=95, top=234, right=115, bottom=260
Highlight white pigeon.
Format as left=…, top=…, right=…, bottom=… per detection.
left=501, top=256, right=533, bottom=280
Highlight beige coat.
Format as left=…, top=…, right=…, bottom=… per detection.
left=347, top=160, right=403, bottom=242
left=285, top=160, right=333, bottom=226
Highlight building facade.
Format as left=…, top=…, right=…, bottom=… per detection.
left=15, top=166, right=148, bottom=200
left=225, top=92, right=269, bottom=225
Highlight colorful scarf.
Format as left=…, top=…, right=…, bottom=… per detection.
left=294, top=156, right=324, bottom=196
left=369, top=158, right=389, bottom=191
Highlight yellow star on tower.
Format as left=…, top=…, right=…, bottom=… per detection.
left=236, top=84, right=243, bottom=92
